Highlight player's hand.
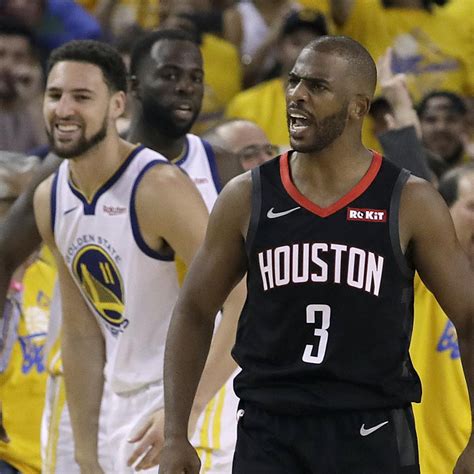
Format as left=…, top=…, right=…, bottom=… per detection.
left=454, top=437, right=474, bottom=473
left=158, top=437, right=201, bottom=474
left=127, top=409, right=165, bottom=470
left=0, top=401, right=10, bottom=443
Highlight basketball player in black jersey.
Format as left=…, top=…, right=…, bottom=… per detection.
left=160, top=36, right=474, bottom=473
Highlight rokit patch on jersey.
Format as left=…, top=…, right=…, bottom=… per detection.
left=347, top=208, right=387, bottom=222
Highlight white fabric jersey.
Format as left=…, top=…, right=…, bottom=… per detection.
left=176, top=134, right=220, bottom=212
left=51, top=145, right=180, bottom=394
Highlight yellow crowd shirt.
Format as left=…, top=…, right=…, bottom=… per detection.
left=410, top=274, right=471, bottom=473
left=338, top=0, right=474, bottom=102
left=192, top=34, right=242, bottom=136
left=225, top=77, right=289, bottom=150
left=0, top=247, right=57, bottom=473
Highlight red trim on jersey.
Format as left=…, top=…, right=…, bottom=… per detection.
left=280, top=151, right=383, bottom=218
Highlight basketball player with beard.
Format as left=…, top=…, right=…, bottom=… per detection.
left=31, top=38, right=244, bottom=474
left=0, top=31, right=245, bottom=473
left=159, top=36, right=474, bottom=473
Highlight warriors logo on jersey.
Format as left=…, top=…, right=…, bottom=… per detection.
left=72, top=244, right=127, bottom=333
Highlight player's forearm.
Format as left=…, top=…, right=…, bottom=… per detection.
left=164, top=302, right=216, bottom=440
left=61, top=331, right=105, bottom=464
left=191, top=280, right=245, bottom=417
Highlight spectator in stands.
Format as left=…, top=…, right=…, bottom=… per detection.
left=222, top=0, right=300, bottom=87
left=225, top=8, right=328, bottom=149
left=203, top=118, right=278, bottom=171
left=1, top=0, right=102, bottom=56
left=418, top=91, right=472, bottom=176
left=0, top=152, right=52, bottom=474
left=0, top=19, right=47, bottom=153
left=330, top=0, right=473, bottom=153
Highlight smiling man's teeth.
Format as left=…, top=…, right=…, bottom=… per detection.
left=57, top=124, right=80, bottom=132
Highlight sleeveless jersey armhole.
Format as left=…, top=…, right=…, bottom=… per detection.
left=389, top=168, right=414, bottom=278
left=201, top=138, right=222, bottom=193
left=245, top=166, right=262, bottom=255
left=129, top=160, right=175, bottom=261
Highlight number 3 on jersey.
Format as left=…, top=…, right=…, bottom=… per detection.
left=302, top=304, right=331, bottom=364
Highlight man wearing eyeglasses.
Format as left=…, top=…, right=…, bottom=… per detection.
left=203, top=118, right=278, bottom=171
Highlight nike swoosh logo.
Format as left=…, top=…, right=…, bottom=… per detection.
left=63, top=206, right=78, bottom=215
left=267, top=206, right=301, bottom=219
left=360, top=421, right=389, bottom=436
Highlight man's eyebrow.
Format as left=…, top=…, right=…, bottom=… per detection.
left=288, top=72, right=330, bottom=84
left=46, top=87, right=96, bottom=94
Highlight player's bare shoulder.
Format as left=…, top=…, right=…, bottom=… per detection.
left=399, top=174, right=453, bottom=251
left=212, top=170, right=253, bottom=237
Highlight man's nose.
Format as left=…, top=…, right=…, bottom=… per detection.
left=54, top=95, right=75, bottom=118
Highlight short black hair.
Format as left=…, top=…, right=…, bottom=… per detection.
left=417, top=90, right=467, bottom=119
left=438, top=163, right=474, bottom=207
left=281, top=9, right=328, bottom=38
left=305, top=36, right=377, bottom=96
left=0, top=16, right=36, bottom=51
left=47, top=39, right=127, bottom=93
left=129, top=28, right=200, bottom=78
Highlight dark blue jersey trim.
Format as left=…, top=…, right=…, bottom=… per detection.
left=68, top=145, right=145, bottom=215
left=174, top=137, right=190, bottom=167
left=130, top=159, right=175, bottom=261
left=201, top=139, right=222, bottom=193
left=50, top=170, right=60, bottom=236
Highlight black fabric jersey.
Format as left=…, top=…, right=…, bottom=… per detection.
left=232, top=151, right=421, bottom=415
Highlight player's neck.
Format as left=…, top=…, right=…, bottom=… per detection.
left=290, top=140, right=374, bottom=207
left=68, top=133, right=133, bottom=199
left=127, top=116, right=187, bottom=162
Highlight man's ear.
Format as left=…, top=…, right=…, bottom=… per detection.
left=110, top=90, right=127, bottom=119
left=350, top=95, right=371, bottom=120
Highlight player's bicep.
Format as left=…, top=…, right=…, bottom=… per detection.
left=137, top=164, right=210, bottom=266
left=179, top=174, right=251, bottom=316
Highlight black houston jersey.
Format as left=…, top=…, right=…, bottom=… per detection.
left=232, top=151, right=422, bottom=414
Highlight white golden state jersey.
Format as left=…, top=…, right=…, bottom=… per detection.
left=176, top=134, right=220, bottom=212
left=51, top=145, right=180, bottom=394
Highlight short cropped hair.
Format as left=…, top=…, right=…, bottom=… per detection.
left=305, top=36, right=377, bottom=96
left=129, top=28, right=200, bottom=78
left=0, top=17, right=36, bottom=51
left=438, top=163, right=474, bottom=207
left=417, top=91, right=467, bottom=119
left=47, top=40, right=127, bottom=93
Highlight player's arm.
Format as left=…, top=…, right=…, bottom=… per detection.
left=0, top=153, right=60, bottom=321
left=160, top=172, right=251, bottom=474
left=33, top=176, right=105, bottom=473
left=127, top=164, right=246, bottom=469
left=190, top=277, right=244, bottom=433
left=400, top=178, right=474, bottom=471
